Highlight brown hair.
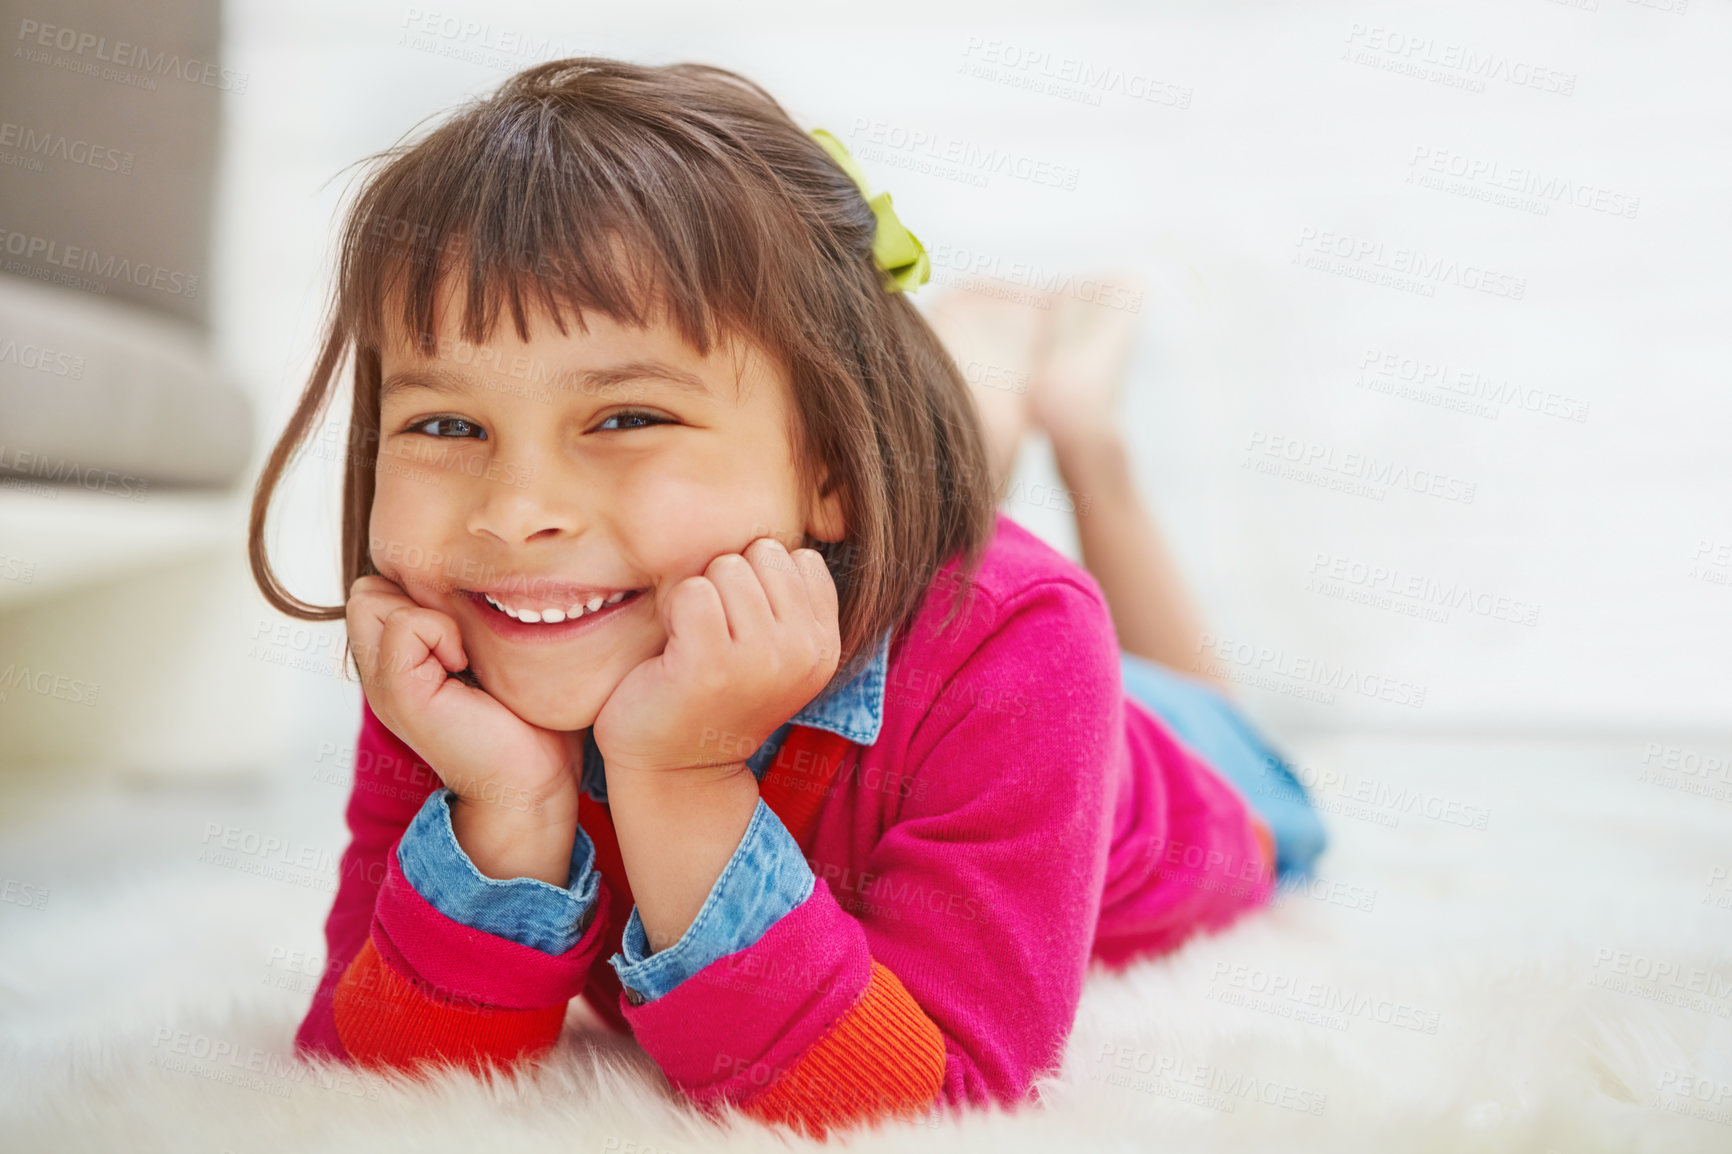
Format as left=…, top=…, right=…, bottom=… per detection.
left=248, top=57, right=998, bottom=680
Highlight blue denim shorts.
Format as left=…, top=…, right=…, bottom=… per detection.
left=1120, top=652, right=1327, bottom=881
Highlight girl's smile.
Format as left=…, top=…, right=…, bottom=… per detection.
left=459, top=584, right=650, bottom=643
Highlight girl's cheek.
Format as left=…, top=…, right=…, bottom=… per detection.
left=367, top=483, right=448, bottom=594
left=632, top=473, right=794, bottom=572
left=624, top=487, right=738, bottom=573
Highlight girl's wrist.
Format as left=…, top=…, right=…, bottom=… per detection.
left=603, top=762, right=761, bottom=952
left=449, top=785, right=581, bottom=886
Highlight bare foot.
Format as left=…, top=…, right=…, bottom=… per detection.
left=925, top=285, right=1055, bottom=497
left=1027, top=271, right=1147, bottom=454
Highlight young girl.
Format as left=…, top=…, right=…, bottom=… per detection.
left=248, top=57, right=1325, bottom=1137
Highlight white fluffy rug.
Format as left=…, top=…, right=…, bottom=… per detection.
left=2, top=732, right=1730, bottom=1153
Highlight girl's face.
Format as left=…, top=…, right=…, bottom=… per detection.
left=370, top=280, right=846, bottom=732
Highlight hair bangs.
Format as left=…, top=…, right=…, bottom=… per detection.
left=335, top=98, right=785, bottom=364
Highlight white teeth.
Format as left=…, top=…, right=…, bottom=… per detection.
left=482, top=589, right=637, bottom=623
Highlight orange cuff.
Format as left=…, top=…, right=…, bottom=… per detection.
left=333, top=936, right=567, bottom=1075
left=742, top=961, right=946, bottom=1136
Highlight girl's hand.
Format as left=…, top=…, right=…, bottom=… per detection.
left=345, top=575, right=583, bottom=826
left=592, top=537, right=841, bottom=780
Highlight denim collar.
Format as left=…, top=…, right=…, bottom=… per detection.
left=785, top=624, right=893, bottom=746
left=581, top=625, right=892, bottom=802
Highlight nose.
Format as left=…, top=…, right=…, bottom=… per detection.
left=465, top=454, right=581, bottom=546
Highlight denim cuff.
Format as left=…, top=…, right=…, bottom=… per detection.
left=608, top=797, right=815, bottom=1003
left=397, top=787, right=601, bottom=956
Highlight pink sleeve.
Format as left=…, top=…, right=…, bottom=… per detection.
left=297, top=697, right=614, bottom=1072
left=295, top=698, right=441, bottom=1061
left=619, top=580, right=1124, bottom=1131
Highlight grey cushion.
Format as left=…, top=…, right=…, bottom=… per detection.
left=0, top=274, right=252, bottom=489
left=0, top=0, right=221, bottom=329
left=0, top=0, right=248, bottom=489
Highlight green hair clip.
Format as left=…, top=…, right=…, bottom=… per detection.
left=809, top=128, right=931, bottom=294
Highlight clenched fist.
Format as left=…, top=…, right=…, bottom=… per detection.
left=591, top=536, right=841, bottom=781
left=345, top=574, right=584, bottom=883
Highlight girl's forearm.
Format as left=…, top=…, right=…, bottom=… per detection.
left=449, top=788, right=581, bottom=886
left=604, top=763, right=761, bottom=953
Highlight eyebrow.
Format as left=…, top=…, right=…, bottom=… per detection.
left=380, top=359, right=715, bottom=402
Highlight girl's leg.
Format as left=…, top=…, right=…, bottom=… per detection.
left=1027, top=281, right=1233, bottom=696
left=932, top=278, right=1326, bottom=878
left=924, top=285, right=1054, bottom=501
left=1030, top=280, right=1326, bottom=877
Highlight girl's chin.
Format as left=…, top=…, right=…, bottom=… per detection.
left=478, top=680, right=600, bottom=733
left=509, top=699, right=598, bottom=733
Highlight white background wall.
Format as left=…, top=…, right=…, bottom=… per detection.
left=212, top=0, right=1731, bottom=747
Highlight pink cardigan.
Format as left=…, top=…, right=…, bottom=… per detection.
left=296, top=511, right=1274, bottom=1130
